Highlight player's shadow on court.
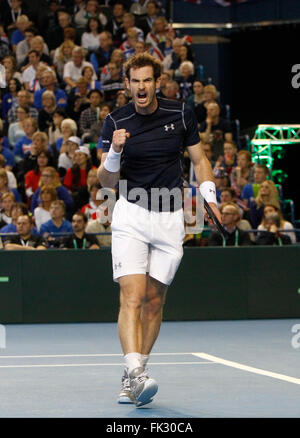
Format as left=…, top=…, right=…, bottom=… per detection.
left=126, top=405, right=197, bottom=418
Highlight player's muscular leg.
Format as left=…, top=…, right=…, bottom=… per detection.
left=118, top=274, right=147, bottom=354
left=140, top=274, right=168, bottom=355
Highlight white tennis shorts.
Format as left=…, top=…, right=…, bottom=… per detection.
left=111, top=196, right=185, bottom=286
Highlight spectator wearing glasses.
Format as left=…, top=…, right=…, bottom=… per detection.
left=208, top=202, right=252, bottom=247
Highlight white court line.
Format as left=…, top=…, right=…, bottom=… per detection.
left=193, top=352, right=300, bottom=386
left=0, top=352, right=193, bottom=359
left=0, top=361, right=213, bottom=369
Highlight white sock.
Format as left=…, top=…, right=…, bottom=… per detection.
left=124, top=352, right=142, bottom=374
left=141, top=354, right=149, bottom=369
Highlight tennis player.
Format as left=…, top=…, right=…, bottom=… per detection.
left=98, top=53, right=221, bottom=407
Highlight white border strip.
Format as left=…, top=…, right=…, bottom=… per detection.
left=193, top=352, right=300, bottom=385
left=0, top=361, right=212, bottom=369
left=0, top=352, right=193, bottom=359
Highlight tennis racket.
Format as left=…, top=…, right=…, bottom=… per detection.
left=204, top=199, right=227, bottom=239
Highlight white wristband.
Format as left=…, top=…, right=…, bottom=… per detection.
left=199, top=181, right=217, bottom=205
left=103, top=145, right=122, bottom=173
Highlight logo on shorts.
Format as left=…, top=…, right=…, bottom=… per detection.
left=164, top=124, right=175, bottom=132
left=114, top=262, right=122, bottom=270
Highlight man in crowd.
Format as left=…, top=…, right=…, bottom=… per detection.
left=208, top=202, right=252, bottom=246
left=39, top=200, right=73, bottom=238
left=199, top=101, right=233, bottom=160
left=241, top=163, right=269, bottom=206
left=33, top=69, right=67, bottom=110
left=59, top=211, right=100, bottom=249
left=4, top=214, right=47, bottom=250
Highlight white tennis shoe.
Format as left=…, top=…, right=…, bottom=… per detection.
left=118, top=368, right=134, bottom=404
left=129, top=367, right=158, bottom=407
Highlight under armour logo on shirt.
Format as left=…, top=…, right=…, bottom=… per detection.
left=164, top=124, right=175, bottom=131
left=114, top=262, right=122, bottom=270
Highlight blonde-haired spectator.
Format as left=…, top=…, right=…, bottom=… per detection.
left=0, top=155, right=17, bottom=189
left=257, top=203, right=296, bottom=244
left=30, top=35, right=50, bottom=58
left=56, top=118, right=78, bottom=154
left=0, top=169, right=21, bottom=208
left=0, top=191, right=15, bottom=229
left=249, top=179, right=281, bottom=229
left=38, top=90, right=57, bottom=132
left=145, top=16, right=169, bottom=48
left=176, top=60, right=195, bottom=101
left=53, top=40, right=76, bottom=80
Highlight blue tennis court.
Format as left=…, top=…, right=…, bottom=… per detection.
left=0, top=319, right=299, bottom=418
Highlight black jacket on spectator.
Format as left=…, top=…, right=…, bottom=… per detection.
left=208, top=228, right=252, bottom=246
left=256, top=231, right=291, bottom=246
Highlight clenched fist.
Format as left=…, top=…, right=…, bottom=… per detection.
left=112, top=129, right=130, bottom=153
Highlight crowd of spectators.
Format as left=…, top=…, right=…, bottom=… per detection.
left=0, top=0, right=297, bottom=250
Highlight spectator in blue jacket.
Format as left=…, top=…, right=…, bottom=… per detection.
left=33, top=69, right=67, bottom=111
left=39, top=199, right=72, bottom=238
left=1, top=77, right=22, bottom=119
left=0, top=133, right=15, bottom=170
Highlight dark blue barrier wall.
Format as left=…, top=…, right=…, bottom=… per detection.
left=0, top=247, right=300, bottom=323
left=172, top=0, right=300, bottom=23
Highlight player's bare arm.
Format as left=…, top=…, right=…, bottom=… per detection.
left=97, top=128, right=130, bottom=189
left=187, top=141, right=222, bottom=223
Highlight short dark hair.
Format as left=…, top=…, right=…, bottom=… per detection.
left=87, top=88, right=104, bottom=99
left=28, top=49, right=40, bottom=58
left=24, top=26, right=37, bottom=35
left=17, top=213, right=33, bottom=224
left=11, top=202, right=28, bottom=215
left=73, top=211, right=88, bottom=224
left=53, top=107, right=66, bottom=118
left=124, top=53, right=162, bottom=81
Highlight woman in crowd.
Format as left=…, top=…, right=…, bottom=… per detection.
left=257, top=203, right=296, bottom=244
left=187, top=80, right=205, bottom=110
left=33, top=184, right=58, bottom=232
left=194, top=83, right=219, bottom=124
left=249, top=179, right=280, bottom=229
left=176, top=60, right=195, bottom=101
left=0, top=191, right=15, bottom=229
left=30, top=166, right=74, bottom=216
left=0, top=169, right=21, bottom=208
left=38, top=90, right=57, bottom=133
left=1, top=55, right=23, bottom=83
left=63, top=146, right=95, bottom=210
left=25, top=149, right=53, bottom=201
left=55, top=118, right=78, bottom=154
left=57, top=136, right=81, bottom=179
left=230, top=150, right=254, bottom=196
left=53, top=39, right=76, bottom=82
left=8, top=105, right=28, bottom=148
left=81, top=17, right=102, bottom=53
left=1, top=77, right=22, bottom=119
left=82, top=65, right=102, bottom=91
left=17, top=131, right=50, bottom=189
left=0, top=154, right=17, bottom=190
left=48, top=108, right=65, bottom=151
